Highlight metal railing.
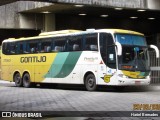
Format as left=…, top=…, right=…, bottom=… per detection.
left=149, top=51, right=160, bottom=84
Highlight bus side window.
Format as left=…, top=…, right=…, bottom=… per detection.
left=84, top=33, right=98, bottom=51
left=19, top=43, right=23, bottom=54
left=2, top=42, right=10, bottom=55
left=41, top=39, right=52, bottom=53
left=54, top=46, right=62, bottom=52
left=28, top=40, right=39, bottom=53
left=15, top=42, right=23, bottom=54
left=10, top=42, right=16, bottom=54
left=68, top=35, right=82, bottom=51
left=53, top=37, right=66, bottom=52
left=23, top=42, right=29, bottom=54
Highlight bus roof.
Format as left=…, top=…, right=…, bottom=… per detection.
left=5, top=30, right=82, bottom=42
left=39, top=30, right=81, bottom=36
left=95, top=29, right=144, bottom=36
left=5, top=29, right=144, bottom=42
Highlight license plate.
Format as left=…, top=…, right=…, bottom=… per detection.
left=135, top=81, right=141, bottom=85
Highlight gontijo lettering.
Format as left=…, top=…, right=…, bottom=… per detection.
left=20, top=56, right=46, bottom=63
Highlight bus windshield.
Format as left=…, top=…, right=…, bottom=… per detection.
left=115, top=34, right=150, bottom=71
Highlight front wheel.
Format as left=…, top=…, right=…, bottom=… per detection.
left=23, top=73, right=32, bottom=88
left=85, top=74, right=97, bottom=91
left=14, top=73, right=23, bottom=87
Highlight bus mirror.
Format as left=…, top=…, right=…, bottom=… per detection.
left=115, top=42, right=122, bottom=56
left=149, top=45, right=160, bottom=58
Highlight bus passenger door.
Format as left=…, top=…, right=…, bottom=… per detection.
left=106, top=46, right=116, bottom=70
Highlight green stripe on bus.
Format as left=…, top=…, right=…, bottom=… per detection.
left=44, top=52, right=69, bottom=78
left=55, top=52, right=82, bottom=78
left=44, top=52, right=82, bottom=78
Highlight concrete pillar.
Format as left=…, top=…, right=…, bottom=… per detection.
left=44, top=13, right=56, bottom=32
left=19, top=13, right=43, bottom=30
left=147, top=0, right=160, bottom=10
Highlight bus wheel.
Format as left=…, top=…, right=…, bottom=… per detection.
left=14, top=73, right=23, bottom=87
left=85, top=74, right=97, bottom=91
left=23, top=73, right=31, bottom=88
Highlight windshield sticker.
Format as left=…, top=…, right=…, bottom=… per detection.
left=109, top=54, right=114, bottom=61
left=108, top=69, right=112, bottom=74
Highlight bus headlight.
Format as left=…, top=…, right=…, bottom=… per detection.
left=118, top=74, right=128, bottom=78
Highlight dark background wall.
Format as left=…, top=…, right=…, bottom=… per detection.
left=56, top=14, right=160, bottom=34
left=0, top=29, right=40, bottom=44
left=56, top=14, right=160, bottom=45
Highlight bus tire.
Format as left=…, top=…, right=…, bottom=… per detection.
left=85, top=74, right=97, bottom=91
left=23, top=73, right=31, bottom=88
left=14, top=72, right=23, bottom=87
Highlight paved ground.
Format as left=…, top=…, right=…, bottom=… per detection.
left=0, top=80, right=160, bottom=120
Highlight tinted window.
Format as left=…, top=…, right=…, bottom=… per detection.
left=10, top=42, right=16, bottom=54
left=2, top=42, right=10, bottom=55
left=40, top=39, right=52, bottom=53
left=53, top=37, right=66, bottom=52
left=100, top=33, right=116, bottom=69
left=84, top=34, right=98, bottom=51
left=68, top=35, right=83, bottom=51
left=26, top=40, right=39, bottom=53
left=2, top=33, right=98, bottom=55
left=15, top=42, right=24, bottom=54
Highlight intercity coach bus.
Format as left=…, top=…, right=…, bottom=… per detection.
left=1, top=29, right=159, bottom=91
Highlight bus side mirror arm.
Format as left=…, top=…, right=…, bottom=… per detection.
left=115, top=42, right=122, bottom=56
left=149, top=45, right=160, bottom=58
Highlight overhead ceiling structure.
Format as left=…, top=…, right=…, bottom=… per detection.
left=0, top=0, right=16, bottom=5
left=1, top=0, right=160, bottom=20
left=20, top=2, right=160, bottom=21
left=0, top=0, right=160, bottom=33
left=0, top=1, right=160, bottom=26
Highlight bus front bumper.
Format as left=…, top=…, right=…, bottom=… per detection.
left=116, top=77, right=150, bottom=86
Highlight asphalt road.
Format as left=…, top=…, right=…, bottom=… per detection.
left=0, top=80, right=160, bottom=120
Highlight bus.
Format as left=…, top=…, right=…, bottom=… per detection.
left=1, top=29, right=159, bottom=91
